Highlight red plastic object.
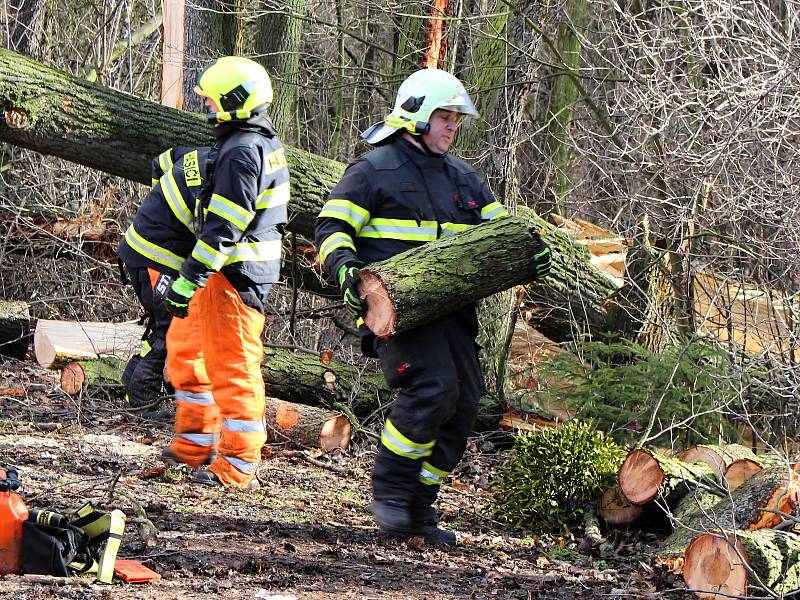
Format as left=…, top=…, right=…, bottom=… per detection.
left=0, top=484, right=28, bottom=574
left=113, top=559, right=162, bottom=583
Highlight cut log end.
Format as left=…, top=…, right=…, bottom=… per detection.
left=598, top=484, right=643, bottom=526
left=678, top=446, right=726, bottom=482
left=723, top=459, right=763, bottom=492
left=683, top=534, right=748, bottom=599
left=358, top=271, right=396, bottom=338
left=33, top=327, right=57, bottom=369
left=618, top=449, right=665, bottom=505
left=60, top=362, right=86, bottom=395
left=319, top=414, right=351, bottom=452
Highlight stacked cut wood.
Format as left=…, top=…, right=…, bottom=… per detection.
left=597, top=442, right=800, bottom=599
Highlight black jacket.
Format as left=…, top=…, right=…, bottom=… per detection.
left=117, top=146, right=214, bottom=276
left=179, top=114, right=290, bottom=286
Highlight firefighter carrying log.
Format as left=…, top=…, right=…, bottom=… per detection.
left=314, top=69, right=552, bottom=546
left=120, top=56, right=289, bottom=490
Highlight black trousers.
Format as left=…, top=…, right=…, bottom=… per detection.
left=122, top=266, right=174, bottom=407
left=372, top=307, right=485, bottom=511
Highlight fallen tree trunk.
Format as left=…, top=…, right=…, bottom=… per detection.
left=264, top=397, right=351, bottom=451
left=654, top=467, right=800, bottom=573
left=0, top=300, right=30, bottom=360
left=0, top=48, right=343, bottom=240
left=60, top=357, right=126, bottom=395
left=683, top=529, right=800, bottom=598
left=0, top=50, right=625, bottom=343
left=618, top=448, right=723, bottom=506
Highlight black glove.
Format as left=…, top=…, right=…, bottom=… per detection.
left=531, top=234, right=552, bottom=281
left=165, top=276, right=197, bottom=319
left=337, top=264, right=366, bottom=318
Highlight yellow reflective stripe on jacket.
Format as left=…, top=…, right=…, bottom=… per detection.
left=256, top=180, right=290, bottom=209
left=481, top=201, right=508, bottom=220
left=223, top=239, right=282, bottom=265
left=157, top=149, right=174, bottom=175
left=161, top=169, right=195, bottom=232
left=139, top=339, right=152, bottom=358
left=440, top=222, right=474, bottom=236
left=419, top=461, right=450, bottom=485
left=381, top=418, right=435, bottom=459
left=124, top=225, right=185, bottom=271
left=319, top=199, right=371, bottom=232
left=208, top=193, right=254, bottom=231
left=318, top=232, right=356, bottom=262
left=358, top=218, right=438, bottom=241
left=192, top=240, right=228, bottom=271
left=264, top=147, right=288, bottom=174
left=150, top=178, right=159, bottom=187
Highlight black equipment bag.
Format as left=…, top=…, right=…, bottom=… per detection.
left=21, top=520, right=93, bottom=576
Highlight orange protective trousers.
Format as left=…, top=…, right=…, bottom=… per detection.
left=165, top=273, right=267, bottom=487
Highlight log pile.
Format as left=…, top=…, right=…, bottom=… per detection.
left=597, top=442, right=800, bottom=599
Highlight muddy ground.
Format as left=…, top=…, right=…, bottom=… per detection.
left=0, top=358, right=693, bottom=599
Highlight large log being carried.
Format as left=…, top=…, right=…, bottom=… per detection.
left=683, top=529, right=800, bottom=599
left=0, top=49, right=624, bottom=343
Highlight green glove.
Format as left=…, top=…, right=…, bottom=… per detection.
left=338, top=264, right=366, bottom=319
left=165, top=276, right=198, bottom=318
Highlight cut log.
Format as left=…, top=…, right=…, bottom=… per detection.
left=358, top=216, right=555, bottom=338
left=59, top=358, right=126, bottom=395
left=723, top=454, right=798, bottom=492
left=34, top=319, right=144, bottom=369
left=654, top=467, right=800, bottom=573
left=677, top=443, right=758, bottom=489
left=264, top=397, right=351, bottom=451
left=0, top=300, right=30, bottom=360
left=684, top=529, right=800, bottom=598
left=618, top=448, right=723, bottom=506
left=598, top=483, right=643, bottom=526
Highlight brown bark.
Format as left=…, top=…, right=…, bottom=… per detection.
left=264, top=397, right=350, bottom=451
left=0, top=300, right=30, bottom=360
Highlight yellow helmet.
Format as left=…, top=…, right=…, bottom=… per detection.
left=194, top=57, right=273, bottom=121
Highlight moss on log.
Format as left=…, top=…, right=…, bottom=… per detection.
left=684, top=529, right=800, bottom=598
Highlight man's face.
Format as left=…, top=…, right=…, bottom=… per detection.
left=203, top=96, right=220, bottom=113
left=421, top=109, right=462, bottom=154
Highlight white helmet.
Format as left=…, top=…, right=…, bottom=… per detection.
left=361, top=69, right=478, bottom=145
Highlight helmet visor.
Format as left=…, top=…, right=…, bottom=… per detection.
left=437, top=90, right=479, bottom=118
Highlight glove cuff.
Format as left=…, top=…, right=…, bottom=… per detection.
left=173, top=275, right=198, bottom=298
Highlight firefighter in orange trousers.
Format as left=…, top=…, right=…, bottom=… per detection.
left=161, top=57, right=290, bottom=490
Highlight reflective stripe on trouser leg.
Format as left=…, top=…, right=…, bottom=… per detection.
left=165, top=288, right=221, bottom=467
left=201, top=273, right=267, bottom=487
left=419, top=461, right=449, bottom=486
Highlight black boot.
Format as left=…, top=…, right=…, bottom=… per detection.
left=369, top=498, right=413, bottom=534
left=411, top=505, right=457, bottom=547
